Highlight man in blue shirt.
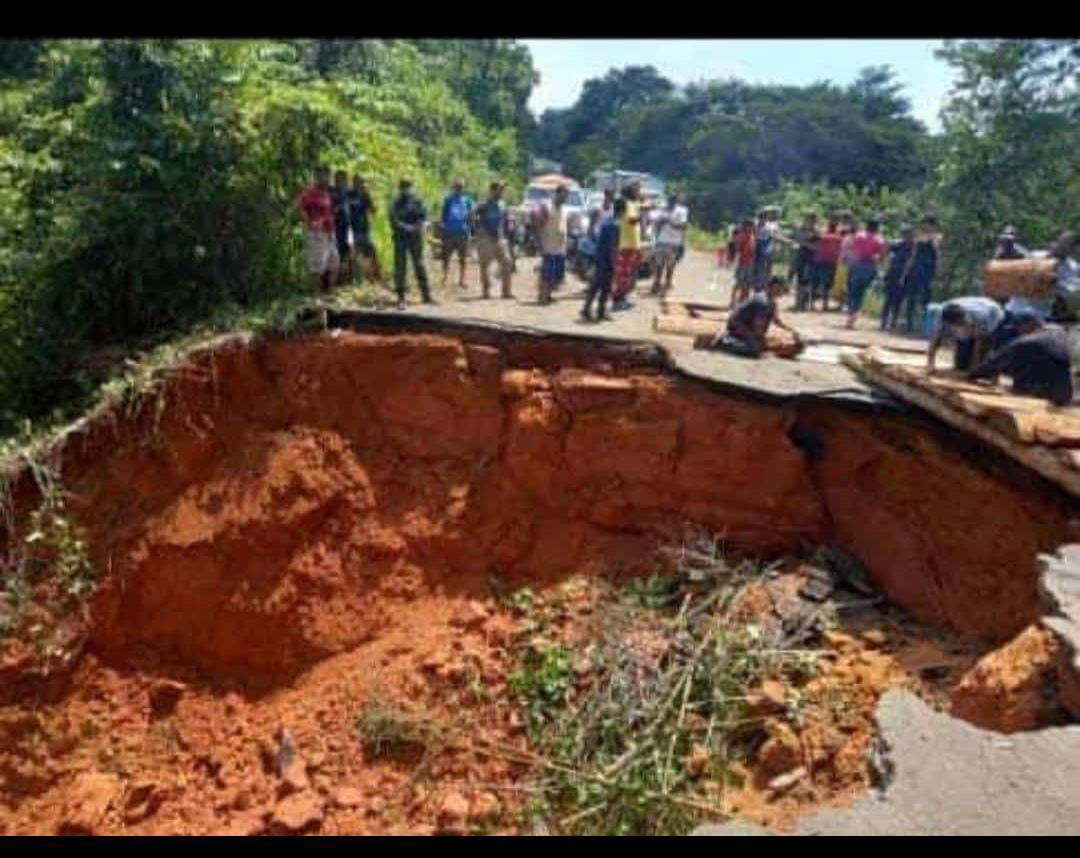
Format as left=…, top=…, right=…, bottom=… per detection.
left=581, top=199, right=624, bottom=322
left=473, top=181, right=514, bottom=299
left=440, top=178, right=473, bottom=291
left=928, top=296, right=1005, bottom=372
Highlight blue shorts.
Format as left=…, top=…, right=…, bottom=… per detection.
left=541, top=254, right=566, bottom=285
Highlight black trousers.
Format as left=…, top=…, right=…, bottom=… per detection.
left=881, top=280, right=905, bottom=329
left=393, top=233, right=430, bottom=301
left=583, top=266, right=614, bottom=318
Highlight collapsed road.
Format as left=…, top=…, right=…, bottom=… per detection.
left=0, top=306, right=1078, bottom=835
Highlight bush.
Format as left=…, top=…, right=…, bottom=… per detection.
left=0, top=40, right=529, bottom=436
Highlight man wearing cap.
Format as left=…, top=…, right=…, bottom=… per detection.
left=390, top=178, right=433, bottom=309
left=993, top=227, right=1029, bottom=260
left=969, top=311, right=1073, bottom=405
left=473, top=181, right=514, bottom=299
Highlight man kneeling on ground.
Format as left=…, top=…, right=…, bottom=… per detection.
left=928, top=296, right=1005, bottom=372
left=710, top=276, right=801, bottom=358
left=969, top=310, right=1074, bottom=406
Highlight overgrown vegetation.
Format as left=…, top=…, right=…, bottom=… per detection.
left=0, top=39, right=536, bottom=437
left=506, top=537, right=824, bottom=835
left=0, top=454, right=96, bottom=668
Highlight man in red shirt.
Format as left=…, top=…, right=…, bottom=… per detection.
left=295, top=166, right=340, bottom=294
left=730, top=218, right=758, bottom=308
left=811, top=215, right=843, bottom=312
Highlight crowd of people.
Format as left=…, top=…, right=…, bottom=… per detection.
left=294, top=167, right=691, bottom=317
left=296, top=165, right=1077, bottom=407
left=724, top=208, right=940, bottom=332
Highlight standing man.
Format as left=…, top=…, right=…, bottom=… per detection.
left=473, top=181, right=514, bottom=299
left=901, top=217, right=939, bottom=332
left=880, top=226, right=917, bottom=330
left=440, top=178, right=473, bottom=291
left=792, top=212, right=819, bottom=311
left=589, top=188, right=615, bottom=239
left=295, top=165, right=340, bottom=294
left=390, top=178, right=432, bottom=309
left=993, top=226, right=1029, bottom=260
left=534, top=184, right=569, bottom=306
left=928, top=296, right=1005, bottom=372
left=330, top=170, right=353, bottom=285
left=811, top=215, right=843, bottom=312
left=752, top=206, right=790, bottom=290
left=347, top=174, right=385, bottom=286
left=651, top=194, right=689, bottom=297
left=731, top=218, right=758, bottom=308
left=844, top=218, right=887, bottom=329
left=612, top=181, right=644, bottom=311
left=581, top=198, right=623, bottom=322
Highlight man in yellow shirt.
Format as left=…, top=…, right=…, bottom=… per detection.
left=612, top=181, right=643, bottom=310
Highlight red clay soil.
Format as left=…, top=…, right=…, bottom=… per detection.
left=950, top=623, right=1076, bottom=733
left=0, top=330, right=1073, bottom=834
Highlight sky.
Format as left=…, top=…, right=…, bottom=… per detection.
left=522, top=40, right=957, bottom=131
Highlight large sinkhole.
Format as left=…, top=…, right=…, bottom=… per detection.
left=0, top=326, right=1076, bottom=835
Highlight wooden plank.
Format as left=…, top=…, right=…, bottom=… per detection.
left=1034, top=414, right=1080, bottom=448
left=653, top=314, right=722, bottom=338
left=842, top=353, right=1080, bottom=498
left=984, top=258, right=1059, bottom=300
left=661, top=298, right=731, bottom=317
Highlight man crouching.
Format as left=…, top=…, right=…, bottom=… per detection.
left=710, top=275, right=802, bottom=358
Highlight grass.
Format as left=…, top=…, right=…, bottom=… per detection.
left=356, top=699, right=438, bottom=761
left=505, top=535, right=825, bottom=836
left=0, top=453, right=97, bottom=669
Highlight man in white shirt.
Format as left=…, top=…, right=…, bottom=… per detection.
left=650, top=194, right=689, bottom=297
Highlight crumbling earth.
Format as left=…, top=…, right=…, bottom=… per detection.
left=0, top=328, right=1076, bottom=835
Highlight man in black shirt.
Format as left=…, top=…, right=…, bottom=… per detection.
left=390, top=178, right=432, bottom=309
left=710, top=276, right=801, bottom=358
left=993, top=226, right=1029, bottom=261
left=969, top=312, right=1073, bottom=406
left=348, top=175, right=385, bottom=286
left=881, top=226, right=916, bottom=331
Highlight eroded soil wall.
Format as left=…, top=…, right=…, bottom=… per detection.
left=1, top=330, right=1072, bottom=687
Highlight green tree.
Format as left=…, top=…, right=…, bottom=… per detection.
left=932, top=39, right=1080, bottom=293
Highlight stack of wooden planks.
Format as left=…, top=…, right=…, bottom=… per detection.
left=983, top=257, right=1059, bottom=300
left=844, top=347, right=1080, bottom=496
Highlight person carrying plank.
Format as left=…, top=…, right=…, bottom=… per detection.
left=968, top=311, right=1073, bottom=406
left=709, top=275, right=801, bottom=358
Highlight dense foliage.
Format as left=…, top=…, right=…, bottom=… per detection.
left=0, top=39, right=536, bottom=433
left=534, top=65, right=930, bottom=227
left=0, top=38, right=1075, bottom=437
left=535, top=41, right=1079, bottom=296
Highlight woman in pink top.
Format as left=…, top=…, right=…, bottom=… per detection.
left=844, top=218, right=887, bottom=329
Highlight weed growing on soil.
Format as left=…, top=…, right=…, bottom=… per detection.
left=0, top=454, right=96, bottom=652
left=356, top=700, right=438, bottom=761
left=508, top=535, right=827, bottom=835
